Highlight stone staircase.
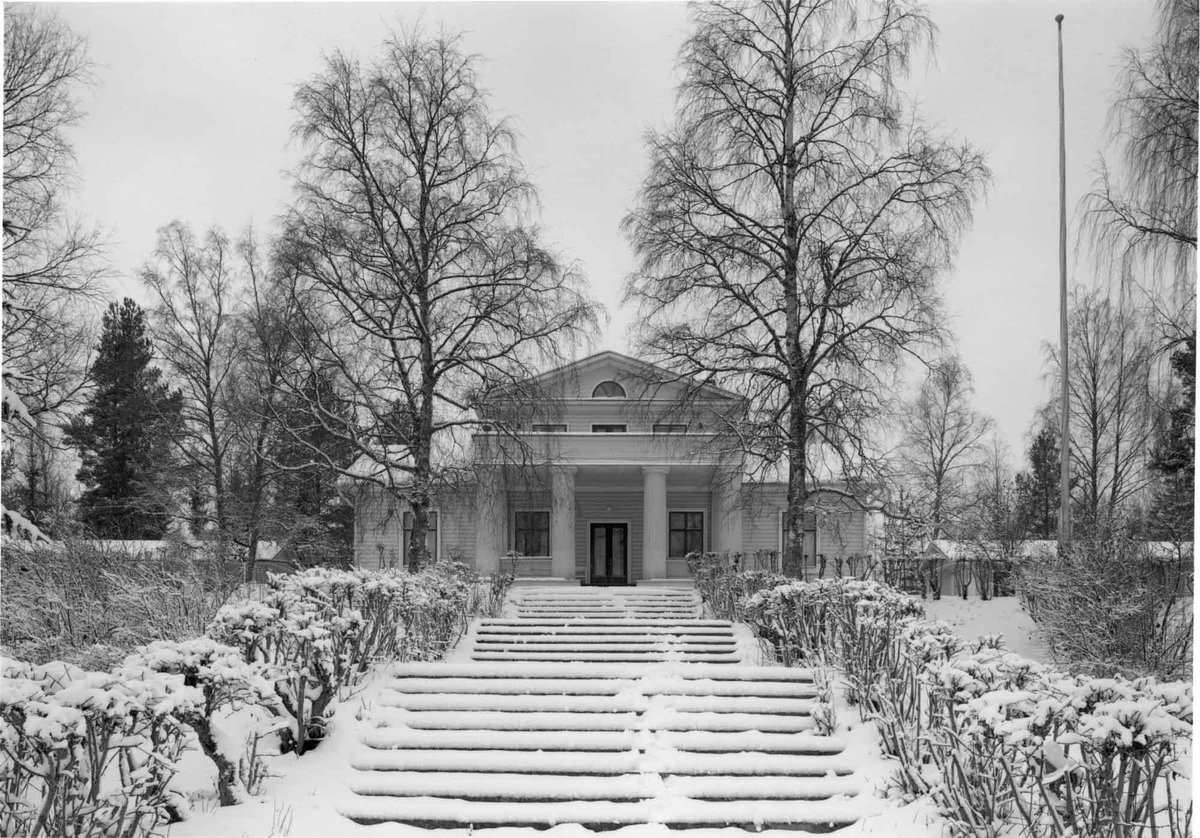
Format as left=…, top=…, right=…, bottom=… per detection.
left=339, top=586, right=861, bottom=831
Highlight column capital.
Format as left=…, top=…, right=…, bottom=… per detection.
left=642, top=465, right=671, bottom=476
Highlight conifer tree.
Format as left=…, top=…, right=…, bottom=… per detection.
left=1015, top=425, right=1060, bottom=538
left=1148, top=336, right=1196, bottom=539
left=65, top=298, right=183, bottom=537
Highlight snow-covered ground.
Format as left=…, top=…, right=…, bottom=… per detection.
left=922, top=595, right=1052, bottom=663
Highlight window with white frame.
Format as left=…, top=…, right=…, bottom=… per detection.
left=513, top=510, right=550, bottom=557
left=532, top=423, right=568, bottom=432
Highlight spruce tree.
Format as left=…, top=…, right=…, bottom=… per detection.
left=1015, top=425, right=1060, bottom=538
left=65, top=298, right=182, bottom=538
left=1148, top=337, right=1196, bottom=539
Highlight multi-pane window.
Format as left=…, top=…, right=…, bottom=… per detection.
left=652, top=423, right=688, bottom=434
left=532, top=423, right=567, bottom=432
left=669, top=511, right=704, bottom=558
left=591, top=424, right=627, bottom=433
left=514, top=511, right=550, bottom=557
left=402, top=511, right=439, bottom=567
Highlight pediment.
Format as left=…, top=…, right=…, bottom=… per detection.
left=498, top=351, right=740, bottom=403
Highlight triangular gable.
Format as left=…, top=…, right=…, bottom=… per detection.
left=491, top=350, right=742, bottom=403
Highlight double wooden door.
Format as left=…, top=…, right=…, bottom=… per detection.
left=589, top=523, right=628, bottom=585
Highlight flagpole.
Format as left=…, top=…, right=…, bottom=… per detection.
left=1056, top=13, right=1072, bottom=546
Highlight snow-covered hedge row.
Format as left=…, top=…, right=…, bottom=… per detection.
left=698, top=570, right=1193, bottom=837
left=1, top=562, right=514, bottom=835
left=0, top=659, right=194, bottom=838
left=208, top=562, right=494, bottom=755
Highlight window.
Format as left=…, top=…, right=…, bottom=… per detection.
left=591, top=380, right=627, bottom=398
left=669, top=511, right=704, bottom=558
left=780, top=511, right=818, bottom=565
left=591, top=423, right=627, bottom=433
left=402, top=511, right=439, bottom=567
left=532, top=423, right=567, bottom=432
left=514, top=511, right=550, bottom=557
left=653, top=423, right=688, bottom=434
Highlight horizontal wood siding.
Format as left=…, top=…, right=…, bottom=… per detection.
left=354, top=486, right=401, bottom=569
left=438, top=494, right=477, bottom=564
left=575, top=491, right=643, bottom=582
left=743, top=507, right=782, bottom=553
left=666, top=557, right=691, bottom=579
left=354, top=486, right=477, bottom=570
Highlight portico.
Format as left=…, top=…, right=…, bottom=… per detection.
left=473, top=456, right=736, bottom=584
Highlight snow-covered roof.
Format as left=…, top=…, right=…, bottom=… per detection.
left=927, top=539, right=1193, bottom=562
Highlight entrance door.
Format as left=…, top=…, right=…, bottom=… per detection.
left=589, top=523, right=628, bottom=586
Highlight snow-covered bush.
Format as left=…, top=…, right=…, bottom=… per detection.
left=923, top=659, right=1192, bottom=837
left=0, top=657, right=194, bottom=838
left=1016, top=533, right=1193, bottom=678
left=740, top=578, right=924, bottom=673
left=687, top=552, right=788, bottom=621
left=121, top=638, right=280, bottom=805
left=699, top=574, right=1193, bottom=837
left=1, top=540, right=241, bottom=667
left=208, top=562, right=481, bottom=755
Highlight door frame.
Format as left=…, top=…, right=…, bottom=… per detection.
left=586, top=520, right=631, bottom=586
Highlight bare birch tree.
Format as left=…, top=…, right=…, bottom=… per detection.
left=141, top=222, right=241, bottom=543
left=623, top=0, right=989, bottom=570
left=280, top=28, right=598, bottom=567
left=899, top=356, right=993, bottom=538
left=1046, top=287, right=1158, bottom=527
left=3, top=6, right=103, bottom=540
left=1082, top=0, right=1197, bottom=316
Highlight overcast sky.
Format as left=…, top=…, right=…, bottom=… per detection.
left=49, top=0, right=1153, bottom=460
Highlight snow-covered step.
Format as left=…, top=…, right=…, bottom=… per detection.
left=389, top=661, right=817, bottom=681
left=378, top=693, right=816, bottom=714
left=341, top=796, right=860, bottom=829
left=352, top=749, right=854, bottom=776
left=477, top=624, right=731, bottom=635
left=361, top=728, right=846, bottom=754
left=474, top=639, right=736, bottom=649
left=477, top=632, right=734, bottom=641
left=469, top=651, right=741, bottom=663
left=386, top=709, right=815, bottom=732
left=382, top=676, right=818, bottom=698
left=348, top=771, right=861, bottom=801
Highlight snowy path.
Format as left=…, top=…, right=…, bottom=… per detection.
left=337, top=586, right=863, bottom=831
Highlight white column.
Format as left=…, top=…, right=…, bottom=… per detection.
left=642, top=465, right=669, bottom=580
left=474, top=466, right=506, bottom=575
left=550, top=466, right=577, bottom=580
left=713, top=467, right=744, bottom=553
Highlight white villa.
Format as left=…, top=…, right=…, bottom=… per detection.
left=344, top=352, right=881, bottom=584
